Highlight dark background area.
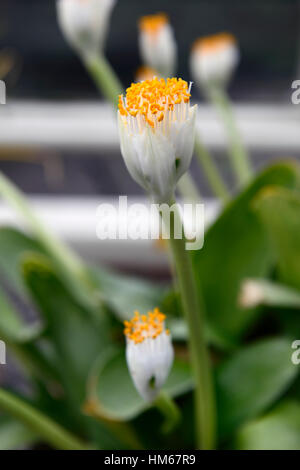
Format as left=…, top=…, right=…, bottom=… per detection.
left=0, top=0, right=299, bottom=101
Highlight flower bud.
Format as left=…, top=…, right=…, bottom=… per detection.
left=57, top=0, right=116, bottom=58
left=124, top=308, right=174, bottom=402
left=190, top=32, right=239, bottom=90
left=138, top=13, right=177, bottom=78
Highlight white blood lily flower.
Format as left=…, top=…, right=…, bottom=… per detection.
left=124, top=309, right=174, bottom=402
left=118, top=77, right=197, bottom=203
left=56, top=0, right=116, bottom=58
left=138, top=13, right=177, bottom=78
left=190, top=33, right=239, bottom=90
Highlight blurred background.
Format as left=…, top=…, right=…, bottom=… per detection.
left=0, top=0, right=299, bottom=272
left=0, top=2, right=299, bottom=447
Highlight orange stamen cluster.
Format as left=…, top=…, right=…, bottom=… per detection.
left=118, top=77, right=191, bottom=129
left=124, top=308, right=170, bottom=344
left=139, top=13, right=168, bottom=36
left=192, top=32, right=236, bottom=54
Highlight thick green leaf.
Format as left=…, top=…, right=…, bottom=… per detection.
left=0, top=227, right=45, bottom=295
left=254, top=187, right=300, bottom=290
left=0, top=282, right=56, bottom=383
left=0, top=416, right=37, bottom=450
left=21, top=253, right=112, bottom=405
left=0, top=285, right=42, bottom=344
left=234, top=401, right=300, bottom=450
left=193, top=162, right=300, bottom=345
left=90, top=267, right=166, bottom=322
left=86, top=349, right=193, bottom=421
left=216, top=337, right=299, bottom=440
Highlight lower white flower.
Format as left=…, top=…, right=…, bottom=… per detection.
left=118, top=77, right=197, bottom=203
left=124, top=308, right=174, bottom=402
left=190, top=32, right=239, bottom=90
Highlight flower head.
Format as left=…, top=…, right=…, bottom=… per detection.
left=138, top=13, right=177, bottom=77
left=118, top=77, right=197, bottom=202
left=57, top=0, right=116, bottom=58
left=190, top=32, right=239, bottom=90
left=124, top=308, right=173, bottom=402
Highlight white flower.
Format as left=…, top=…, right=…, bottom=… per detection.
left=56, top=0, right=116, bottom=58
left=124, top=309, right=174, bottom=402
left=138, top=14, right=177, bottom=78
left=190, top=33, right=239, bottom=90
left=118, top=77, right=197, bottom=203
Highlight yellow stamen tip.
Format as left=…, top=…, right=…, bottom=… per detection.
left=192, top=32, right=236, bottom=54
left=139, top=13, right=168, bottom=35
left=124, top=308, right=168, bottom=344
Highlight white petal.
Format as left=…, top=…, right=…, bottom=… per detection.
left=118, top=113, right=177, bottom=202
left=126, top=332, right=174, bottom=402
left=170, top=104, right=197, bottom=180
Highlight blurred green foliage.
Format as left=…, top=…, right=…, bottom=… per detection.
left=0, top=161, right=299, bottom=449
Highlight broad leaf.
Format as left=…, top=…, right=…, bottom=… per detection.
left=0, top=286, right=42, bottom=344
left=0, top=416, right=37, bottom=450
left=234, top=401, right=300, bottom=450
left=91, top=267, right=166, bottom=322
left=194, top=162, right=300, bottom=345
left=21, top=253, right=112, bottom=405
left=86, top=349, right=193, bottom=421
left=254, top=187, right=300, bottom=289
left=216, top=337, right=299, bottom=439
left=0, top=227, right=44, bottom=295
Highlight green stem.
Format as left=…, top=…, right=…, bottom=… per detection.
left=161, top=202, right=216, bottom=449
left=208, top=86, right=252, bottom=187
left=177, top=172, right=202, bottom=203
left=0, top=388, right=91, bottom=450
left=83, top=54, right=123, bottom=107
left=194, top=135, right=230, bottom=203
left=154, top=391, right=181, bottom=434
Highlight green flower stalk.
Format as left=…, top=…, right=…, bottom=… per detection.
left=190, top=33, right=252, bottom=187
left=117, top=77, right=216, bottom=449
left=0, top=388, right=91, bottom=450
left=56, top=0, right=123, bottom=104
left=194, top=136, right=230, bottom=202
